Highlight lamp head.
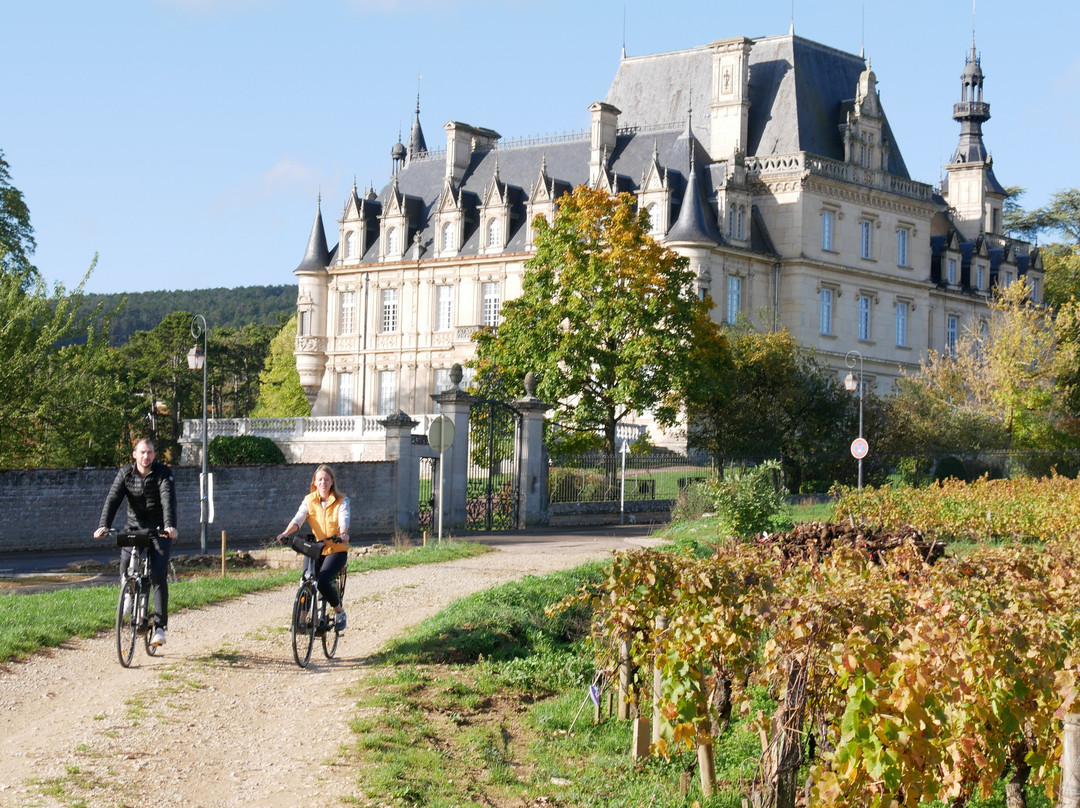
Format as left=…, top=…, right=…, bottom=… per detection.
left=187, top=345, right=205, bottom=371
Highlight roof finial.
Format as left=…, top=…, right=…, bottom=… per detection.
left=621, top=1, right=626, bottom=59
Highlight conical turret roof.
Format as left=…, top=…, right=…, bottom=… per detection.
left=294, top=199, right=331, bottom=273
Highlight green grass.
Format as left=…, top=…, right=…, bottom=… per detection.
left=0, top=540, right=490, bottom=662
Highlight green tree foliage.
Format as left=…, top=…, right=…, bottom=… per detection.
left=119, top=311, right=207, bottom=462
left=211, top=322, right=278, bottom=419
left=251, top=315, right=310, bottom=417
left=1004, top=186, right=1080, bottom=307
left=472, top=185, right=724, bottom=452
left=0, top=260, right=132, bottom=468
left=0, top=150, right=37, bottom=283
left=686, top=327, right=861, bottom=490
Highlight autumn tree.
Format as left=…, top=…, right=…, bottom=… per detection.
left=889, top=280, right=1080, bottom=474
left=472, top=185, right=725, bottom=452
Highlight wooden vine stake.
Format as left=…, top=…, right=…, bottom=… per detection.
left=1062, top=714, right=1080, bottom=808
left=695, top=667, right=716, bottom=798
left=652, top=614, right=669, bottom=747
left=617, top=636, right=632, bottom=720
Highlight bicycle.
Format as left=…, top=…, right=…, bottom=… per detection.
left=108, top=528, right=164, bottom=667
left=284, top=534, right=348, bottom=668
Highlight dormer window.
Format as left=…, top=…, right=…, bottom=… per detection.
left=646, top=202, right=660, bottom=235
left=387, top=227, right=399, bottom=256
left=344, top=231, right=356, bottom=260
left=442, top=222, right=455, bottom=252
left=487, top=219, right=501, bottom=249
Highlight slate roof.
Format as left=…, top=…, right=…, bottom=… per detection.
left=319, top=32, right=913, bottom=267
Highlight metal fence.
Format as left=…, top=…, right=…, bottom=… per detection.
left=548, top=451, right=718, bottom=504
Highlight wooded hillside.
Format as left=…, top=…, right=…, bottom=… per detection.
left=80, top=284, right=297, bottom=345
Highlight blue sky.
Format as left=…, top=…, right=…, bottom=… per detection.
left=4, top=0, right=1076, bottom=294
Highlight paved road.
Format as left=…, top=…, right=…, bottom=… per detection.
left=0, top=522, right=664, bottom=576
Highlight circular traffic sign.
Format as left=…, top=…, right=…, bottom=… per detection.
left=428, top=414, right=455, bottom=453
left=850, top=437, right=869, bottom=459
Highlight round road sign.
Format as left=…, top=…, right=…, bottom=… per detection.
left=428, top=414, right=455, bottom=453
left=850, top=437, right=869, bottom=459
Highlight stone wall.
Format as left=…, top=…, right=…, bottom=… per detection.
left=0, top=462, right=396, bottom=554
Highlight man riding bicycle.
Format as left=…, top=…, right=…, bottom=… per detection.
left=95, top=438, right=178, bottom=647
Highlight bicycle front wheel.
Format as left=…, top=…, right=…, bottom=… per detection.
left=322, top=567, right=347, bottom=659
left=116, top=578, right=139, bottom=667
left=291, top=581, right=317, bottom=668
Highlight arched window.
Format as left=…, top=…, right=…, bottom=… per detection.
left=646, top=203, right=659, bottom=235
left=487, top=218, right=501, bottom=248
left=442, top=222, right=455, bottom=252
left=736, top=206, right=745, bottom=240
left=387, top=227, right=398, bottom=255
left=344, top=231, right=356, bottom=259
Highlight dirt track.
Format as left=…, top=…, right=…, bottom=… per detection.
left=0, top=536, right=641, bottom=808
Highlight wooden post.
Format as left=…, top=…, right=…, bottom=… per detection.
left=631, top=717, right=651, bottom=759
left=652, top=614, right=668, bottom=746
left=618, top=637, right=632, bottom=720
left=1062, top=714, right=1080, bottom=808
left=697, top=667, right=716, bottom=797
left=220, top=531, right=226, bottom=577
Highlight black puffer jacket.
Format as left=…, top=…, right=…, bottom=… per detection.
left=98, top=461, right=177, bottom=532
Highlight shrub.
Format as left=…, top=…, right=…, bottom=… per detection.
left=714, top=460, right=786, bottom=538
left=208, top=435, right=286, bottom=465
left=671, top=480, right=714, bottom=523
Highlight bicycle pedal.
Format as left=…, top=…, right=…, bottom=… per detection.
left=137, top=623, right=150, bottom=636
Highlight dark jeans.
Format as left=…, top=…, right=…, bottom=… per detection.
left=302, top=551, right=347, bottom=610
left=120, top=536, right=172, bottom=628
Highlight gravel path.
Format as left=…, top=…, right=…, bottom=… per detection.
left=0, top=535, right=644, bottom=808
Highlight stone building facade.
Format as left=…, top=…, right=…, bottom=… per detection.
left=290, top=31, right=1040, bottom=442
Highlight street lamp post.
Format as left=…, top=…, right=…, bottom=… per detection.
left=843, top=349, right=865, bottom=490
left=187, top=315, right=208, bottom=554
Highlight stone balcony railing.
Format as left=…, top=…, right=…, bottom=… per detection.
left=745, top=151, right=934, bottom=203
left=181, top=414, right=441, bottom=444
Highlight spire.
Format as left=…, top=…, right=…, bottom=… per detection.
left=406, top=94, right=427, bottom=160
left=951, top=37, right=991, bottom=164
left=294, top=197, right=331, bottom=273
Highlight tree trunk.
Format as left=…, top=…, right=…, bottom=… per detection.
left=752, top=659, right=808, bottom=808
left=1004, top=739, right=1030, bottom=808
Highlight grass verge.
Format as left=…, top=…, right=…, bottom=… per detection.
left=0, top=540, right=489, bottom=663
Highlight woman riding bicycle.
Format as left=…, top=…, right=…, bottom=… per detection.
left=275, top=464, right=349, bottom=631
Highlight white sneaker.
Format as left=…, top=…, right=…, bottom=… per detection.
left=150, top=627, right=167, bottom=646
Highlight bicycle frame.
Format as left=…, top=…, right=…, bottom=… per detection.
left=288, top=537, right=347, bottom=668
left=113, top=530, right=162, bottom=667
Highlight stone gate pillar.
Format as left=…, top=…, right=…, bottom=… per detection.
left=430, top=364, right=474, bottom=531
left=381, top=410, right=420, bottom=535
left=515, top=372, right=552, bottom=527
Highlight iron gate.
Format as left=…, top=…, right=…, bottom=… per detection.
left=418, top=455, right=437, bottom=531
left=465, top=399, right=522, bottom=530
